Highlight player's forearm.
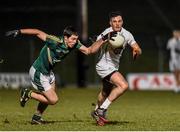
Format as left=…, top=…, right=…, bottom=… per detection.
left=87, top=39, right=105, bottom=54
left=20, top=29, right=39, bottom=35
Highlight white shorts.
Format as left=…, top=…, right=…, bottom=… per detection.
left=96, top=64, right=118, bottom=79
left=169, top=59, right=180, bottom=72
left=29, top=66, right=55, bottom=91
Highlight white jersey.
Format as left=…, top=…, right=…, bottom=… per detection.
left=167, top=37, right=180, bottom=71
left=96, top=27, right=136, bottom=78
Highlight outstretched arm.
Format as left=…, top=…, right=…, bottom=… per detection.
left=20, top=29, right=47, bottom=41
left=131, top=43, right=142, bottom=60
left=6, top=29, right=48, bottom=41
left=79, top=31, right=117, bottom=55
left=79, top=39, right=105, bottom=55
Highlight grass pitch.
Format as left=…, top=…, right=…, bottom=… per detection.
left=0, top=88, right=180, bottom=131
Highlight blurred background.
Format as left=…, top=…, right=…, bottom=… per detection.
left=0, top=0, right=179, bottom=88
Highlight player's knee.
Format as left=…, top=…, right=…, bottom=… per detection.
left=122, top=82, right=128, bottom=91
left=117, top=82, right=128, bottom=92
left=49, top=97, right=59, bottom=105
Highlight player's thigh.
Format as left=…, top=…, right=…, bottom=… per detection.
left=110, top=71, right=128, bottom=89
left=42, top=82, right=58, bottom=104
left=42, top=81, right=58, bottom=98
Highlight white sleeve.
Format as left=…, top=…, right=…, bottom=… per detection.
left=97, top=34, right=102, bottom=41
left=96, top=27, right=113, bottom=41
left=125, top=31, right=136, bottom=46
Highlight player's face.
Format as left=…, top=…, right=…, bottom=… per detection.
left=65, top=35, right=78, bottom=48
left=173, top=31, right=180, bottom=39
left=110, top=16, right=123, bottom=32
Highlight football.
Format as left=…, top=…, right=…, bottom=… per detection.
left=109, top=33, right=125, bottom=48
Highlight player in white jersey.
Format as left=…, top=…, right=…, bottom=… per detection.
left=91, top=11, right=142, bottom=126
left=167, top=30, right=180, bottom=92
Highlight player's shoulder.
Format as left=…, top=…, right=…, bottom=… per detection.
left=121, top=27, right=133, bottom=36
left=97, top=27, right=113, bottom=40
left=168, top=38, right=177, bottom=45
left=46, top=34, right=63, bottom=43
left=167, top=38, right=173, bottom=43
left=167, top=38, right=176, bottom=48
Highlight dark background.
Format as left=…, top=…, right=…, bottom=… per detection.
left=0, top=0, right=179, bottom=86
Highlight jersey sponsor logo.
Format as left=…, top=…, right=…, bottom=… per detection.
left=56, top=49, right=69, bottom=54
left=56, top=49, right=61, bottom=53
left=53, top=58, right=61, bottom=63
left=113, top=47, right=123, bottom=54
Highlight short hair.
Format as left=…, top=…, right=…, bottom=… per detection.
left=109, top=11, right=122, bottom=20
left=63, top=26, right=78, bottom=37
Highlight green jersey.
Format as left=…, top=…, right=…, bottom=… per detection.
left=32, top=35, right=83, bottom=74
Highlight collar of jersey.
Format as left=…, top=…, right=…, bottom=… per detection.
left=59, top=36, right=69, bottom=49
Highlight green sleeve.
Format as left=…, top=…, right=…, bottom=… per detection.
left=45, top=35, right=63, bottom=49
left=75, top=40, right=83, bottom=49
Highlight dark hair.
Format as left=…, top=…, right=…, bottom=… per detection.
left=109, top=11, right=122, bottom=20
left=63, top=26, right=78, bottom=37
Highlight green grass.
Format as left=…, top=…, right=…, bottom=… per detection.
left=0, top=88, right=180, bottom=131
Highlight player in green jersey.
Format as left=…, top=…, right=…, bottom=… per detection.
left=6, top=26, right=116, bottom=124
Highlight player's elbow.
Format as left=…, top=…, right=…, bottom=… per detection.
left=35, top=30, right=47, bottom=41
left=83, top=48, right=92, bottom=55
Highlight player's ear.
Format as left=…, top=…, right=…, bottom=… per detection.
left=109, top=21, right=112, bottom=26
left=64, top=35, right=68, bottom=40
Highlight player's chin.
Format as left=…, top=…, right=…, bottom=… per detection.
left=114, top=27, right=121, bottom=32
left=69, top=44, right=75, bottom=48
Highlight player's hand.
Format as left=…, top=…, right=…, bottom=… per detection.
left=101, top=31, right=117, bottom=41
left=5, top=30, right=20, bottom=37
left=133, top=47, right=142, bottom=60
